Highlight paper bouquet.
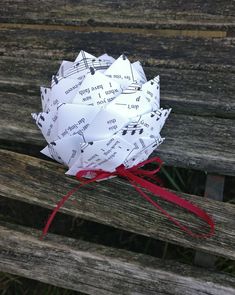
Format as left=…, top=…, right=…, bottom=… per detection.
left=32, top=50, right=171, bottom=176
left=33, top=50, right=215, bottom=240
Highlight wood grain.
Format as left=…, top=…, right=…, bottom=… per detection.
left=1, top=149, right=235, bottom=260
left=0, top=28, right=234, bottom=118
left=1, top=87, right=235, bottom=175
left=1, top=67, right=235, bottom=119
left=0, top=29, right=234, bottom=71
left=0, top=0, right=235, bottom=290
left=0, top=59, right=234, bottom=118
left=1, top=222, right=234, bottom=295
left=0, top=0, right=235, bottom=32
left=0, top=29, right=234, bottom=175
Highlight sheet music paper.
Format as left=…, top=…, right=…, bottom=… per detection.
left=33, top=50, right=170, bottom=177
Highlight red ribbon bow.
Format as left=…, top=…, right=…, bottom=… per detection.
left=41, top=157, right=215, bottom=239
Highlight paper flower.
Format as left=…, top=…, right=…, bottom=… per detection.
left=32, top=50, right=171, bottom=176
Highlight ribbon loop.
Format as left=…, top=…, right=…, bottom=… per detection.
left=41, top=157, right=215, bottom=239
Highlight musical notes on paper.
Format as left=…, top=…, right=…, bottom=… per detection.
left=83, top=109, right=128, bottom=142
left=141, top=76, right=160, bottom=110
left=67, top=136, right=132, bottom=175
left=56, top=60, right=73, bottom=79
left=49, top=51, right=114, bottom=111
left=115, top=120, right=144, bottom=145
left=124, top=136, right=164, bottom=168
left=33, top=50, right=170, bottom=177
left=106, top=85, right=152, bottom=118
left=105, top=54, right=144, bottom=89
left=40, top=86, right=51, bottom=113
left=32, top=108, right=58, bottom=143
left=137, top=108, right=171, bottom=137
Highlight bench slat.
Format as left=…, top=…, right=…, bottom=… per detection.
left=1, top=0, right=235, bottom=31
left=1, top=149, right=235, bottom=260
left=0, top=28, right=234, bottom=119
left=1, top=60, right=234, bottom=119
left=1, top=69, right=234, bottom=119
left=0, top=221, right=235, bottom=295
left=1, top=89, right=235, bottom=175
left=1, top=29, right=234, bottom=71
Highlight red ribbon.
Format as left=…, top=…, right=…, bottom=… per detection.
left=41, top=157, right=215, bottom=239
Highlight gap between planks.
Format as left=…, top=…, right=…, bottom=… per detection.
left=0, top=23, right=227, bottom=38
left=0, top=221, right=235, bottom=295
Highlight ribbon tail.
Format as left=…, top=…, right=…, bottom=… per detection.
left=120, top=169, right=215, bottom=238
left=40, top=175, right=103, bottom=239
left=40, top=185, right=82, bottom=240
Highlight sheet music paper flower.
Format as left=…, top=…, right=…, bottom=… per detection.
left=32, top=50, right=171, bottom=177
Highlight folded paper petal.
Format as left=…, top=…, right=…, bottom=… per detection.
left=33, top=51, right=170, bottom=176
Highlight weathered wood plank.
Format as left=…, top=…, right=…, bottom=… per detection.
left=0, top=65, right=235, bottom=118
left=1, top=87, right=234, bottom=175
left=0, top=0, right=235, bottom=32
left=0, top=222, right=235, bottom=295
left=0, top=29, right=234, bottom=71
left=0, top=28, right=234, bottom=118
left=0, top=23, right=229, bottom=39
left=1, top=149, right=235, bottom=259
left=194, top=174, right=225, bottom=267
left=0, top=60, right=234, bottom=118
left=1, top=68, right=235, bottom=119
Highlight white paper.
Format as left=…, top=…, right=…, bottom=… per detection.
left=33, top=50, right=170, bottom=177
left=41, top=135, right=82, bottom=167
left=105, top=54, right=144, bottom=89
left=41, top=143, right=65, bottom=165
left=106, top=83, right=152, bottom=118
left=72, top=71, right=122, bottom=106
left=32, top=107, right=58, bottom=143
left=75, top=50, right=96, bottom=62
left=57, top=103, right=99, bottom=139
left=67, top=135, right=132, bottom=175
left=83, top=108, right=128, bottom=142
left=40, top=86, right=51, bottom=113
left=137, top=108, right=171, bottom=137
left=125, top=136, right=164, bottom=167
left=141, top=76, right=160, bottom=110
left=57, top=60, right=74, bottom=78
left=50, top=50, right=114, bottom=108
left=98, top=53, right=115, bottom=64
left=132, top=61, right=147, bottom=85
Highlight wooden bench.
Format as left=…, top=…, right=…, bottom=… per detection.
left=0, top=1, right=235, bottom=294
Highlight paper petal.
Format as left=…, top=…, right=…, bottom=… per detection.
left=40, top=86, right=51, bottom=113
left=83, top=108, right=128, bottom=142
left=137, top=108, right=171, bottom=138
left=105, top=54, right=143, bottom=89
left=75, top=50, right=96, bottom=62
left=32, top=108, right=58, bottom=143
left=57, top=60, right=74, bottom=78
left=80, top=136, right=132, bottom=172
left=72, top=71, right=122, bottom=106
left=106, top=85, right=152, bottom=118
left=124, top=136, right=164, bottom=168
left=34, top=51, right=170, bottom=175
left=132, top=61, right=147, bottom=85
left=141, top=76, right=160, bottom=110
left=57, top=103, right=100, bottom=139
left=42, top=135, right=82, bottom=167
left=41, top=144, right=65, bottom=165
left=98, top=53, right=115, bottom=64
left=50, top=76, right=84, bottom=106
